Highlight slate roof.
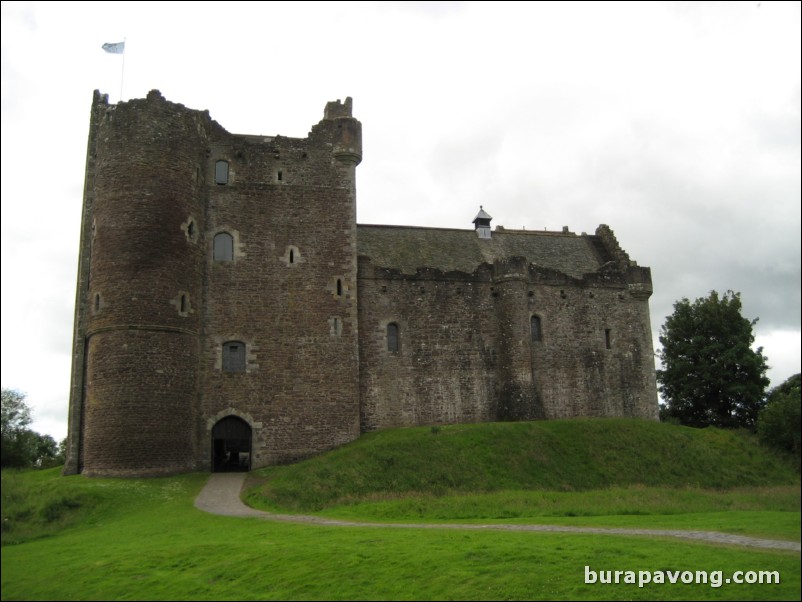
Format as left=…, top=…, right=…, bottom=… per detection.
left=357, top=225, right=604, bottom=279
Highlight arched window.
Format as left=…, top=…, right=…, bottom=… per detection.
left=336, top=279, right=343, bottom=297
left=215, top=160, right=229, bottom=185
left=213, top=232, right=234, bottom=261
left=222, top=341, right=246, bottom=373
left=531, top=315, right=542, bottom=342
left=387, top=323, right=400, bottom=353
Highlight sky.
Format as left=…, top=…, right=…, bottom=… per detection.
left=1, top=1, right=800, bottom=441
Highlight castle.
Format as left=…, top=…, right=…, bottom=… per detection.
left=64, top=90, right=658, bottom=477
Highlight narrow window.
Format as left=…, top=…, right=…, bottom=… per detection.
left=215, top=160, right=229, bottom=185
left=336, top=279, right=343, bottom=297
left=222, top=341, right=246, bottom=372
left=94, top=293, right=101, bottom=312
left=188, top=221, right=195, bottom=237
left=213, top=232, right=234, bottom=261
left=289, top=248, right=294, bottom=264
left=180, top=294, right=187, bottom=313
left=277, top=170, right=283, bottom=182
left=530, top=315, right=542, bottom=342
left=387, top=323, right=399, bottom=353
left=605, top=329, right=612, bottom=350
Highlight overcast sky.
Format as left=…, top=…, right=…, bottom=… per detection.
left=2, top=1, right=800, bottom=440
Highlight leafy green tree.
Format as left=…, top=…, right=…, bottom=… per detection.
left=758, top=373, right=801, bottom=470
left=1, top=388, right=62, bottom=468
left=656, top=291, right=770, bottom=429
left=2, top=388, right=33, bottom=467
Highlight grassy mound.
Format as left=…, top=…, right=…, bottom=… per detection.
left=247, top=419, right=799, bottom=512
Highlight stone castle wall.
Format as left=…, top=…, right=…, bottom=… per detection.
left=65, top=91, right=657, bottom=478
left=358, top=251, right=658, bottom=432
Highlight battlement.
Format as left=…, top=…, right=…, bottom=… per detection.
left=324, top=97, right=354, bottom=119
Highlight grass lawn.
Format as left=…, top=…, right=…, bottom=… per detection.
left=2, top=420, right=800, bottom=600
left=2, top=471, right=800, bottom=601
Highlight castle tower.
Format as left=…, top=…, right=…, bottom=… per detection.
left=65, top=91, right=209, bottom=476
left=66, top=91, right=365, bottom=476
left=200, top=96, right=363, bottom=467
left=493, top=257, right=543, bottom=420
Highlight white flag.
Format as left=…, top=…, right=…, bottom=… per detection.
left=102, top=41, right=125, bottom=54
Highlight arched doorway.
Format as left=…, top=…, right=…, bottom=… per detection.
left=211, top=416, right=252, bottom=472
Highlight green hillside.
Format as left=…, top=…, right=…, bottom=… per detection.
left=2, top=419, right=799, bottom=601
left=247, top=419, right=799, bottom=513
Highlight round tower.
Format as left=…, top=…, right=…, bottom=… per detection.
left=81, top=90, right=208, bottom=476
left=493, top=256, right=543, bottom=420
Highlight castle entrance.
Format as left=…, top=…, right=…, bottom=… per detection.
left=212, top=416, right=252, bottom=472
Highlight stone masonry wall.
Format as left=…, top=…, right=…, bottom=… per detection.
left=201, top=102, right=362, bottom=468
left=358, top=260, right=498, bottom=430
left=359, top=253, right=658, bottom=429
left=78, top=91, right=208, bottom=476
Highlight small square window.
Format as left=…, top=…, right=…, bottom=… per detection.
left=223, top=341, right=246, bottom=372
left=215, top=160, right=229, bottom=185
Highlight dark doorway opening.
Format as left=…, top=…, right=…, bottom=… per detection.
left=212, top=416, right=252, bottom=472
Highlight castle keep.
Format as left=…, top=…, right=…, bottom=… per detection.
left=64, top=90, right=658, bottom=477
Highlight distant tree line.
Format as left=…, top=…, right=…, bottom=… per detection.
left=1, top=388, right=64, bottom=469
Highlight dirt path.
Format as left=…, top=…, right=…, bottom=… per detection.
left=194, top=473, right=801, bottom=552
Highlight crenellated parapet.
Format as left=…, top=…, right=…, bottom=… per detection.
left=311, top=96, right=362, bottom=166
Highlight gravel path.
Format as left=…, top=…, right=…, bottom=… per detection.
left=194, top=473, right=801, bottom=552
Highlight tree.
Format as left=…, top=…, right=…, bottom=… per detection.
left=656, top=291, right=770, bottom=429
left=2, top=388, right=33, bottom=467
left=758, top=374, right=801, bottom=470
left=1, top=388, right=61, bottom=468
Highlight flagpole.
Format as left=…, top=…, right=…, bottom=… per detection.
left=119, top=38, right=126, bottom=102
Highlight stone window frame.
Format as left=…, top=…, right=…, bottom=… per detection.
left=171, top=291, right=192, bottom=317
left=328, top=276, right=347, bottom=299
left=181, top=216, right=199, bottom=244
left=210, top=228, right=244, bottom=263
left=280, top=245, right=303, bottom=268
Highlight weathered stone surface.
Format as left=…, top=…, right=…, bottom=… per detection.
left=65, top=91, right=657, bottom=477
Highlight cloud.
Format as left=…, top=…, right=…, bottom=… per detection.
left=1, top=1, right=799, bottom=440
